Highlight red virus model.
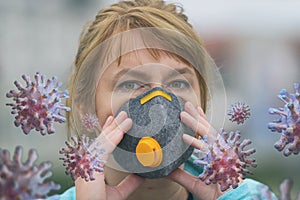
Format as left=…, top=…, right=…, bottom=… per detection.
left=6, top=72, right=70, bottom=135
left=59, top=135, right=106, bottom=182
left=0, top=146, right=60, bottom=199
left=194, top=129, right=257, bottom=192
left=81, top=113, right=99, bottom=132
left=227, top=102, right=251, bottom=124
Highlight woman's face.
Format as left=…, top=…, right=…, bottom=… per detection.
left=95, top=49, right=201, bottom=127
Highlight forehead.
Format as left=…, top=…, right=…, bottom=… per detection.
left=110, top=49, right=193, bottom=73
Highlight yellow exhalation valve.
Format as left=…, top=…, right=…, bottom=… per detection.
left=136, top=137, right=163, bottom=168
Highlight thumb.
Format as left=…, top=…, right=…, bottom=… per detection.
left=168, top=168, right=223, bottom=199
left=112, top=174, right=145, bottom=199
left=168, top=168, right=205, bottom=193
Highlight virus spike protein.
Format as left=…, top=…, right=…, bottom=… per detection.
left=194, top=129, right=257, bottom=192
left=6, top=72, right=71, bottom=135
left=227, top=102, right=251, bottom=125
left=0, top=146, right=61, bottom=199
left=268, top=83, right=300, bottom=156
left=59, top=135, right=106, bottom=182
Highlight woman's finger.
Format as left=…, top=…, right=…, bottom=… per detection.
left=99, top=118, right=132, bottom=154
left=180, top=111, right=212, bottom=138
left=108, top=174, right=144, bottom=200
left=182, top=134, right=208, bottom=150
left=184, top=102, right=201, bottom=121
left=107, top=118, right=132, bottom=144
left=167, top=168, right=222, bottom=200
left=105, top=111, right=128, bottom=133
left=167, top=168, right=207, bottom=195
left=197, top=106, right=207, bottom=120
left=184, top=102, right=211, bottom=130
left=102, top=115, right=114, bottom=130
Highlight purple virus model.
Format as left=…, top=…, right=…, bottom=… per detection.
left=59, top=135, right=106, bottom=182
left=194, top=129, right=257, bottom=192
left=278, top=179, right=300, bottom=200
left=0, top=146, right=60, bottom=199
left=81, top=113, right=99, bottom=132
left=6, top=72, right=70, bottom=135
left=252, top=184, right=275, bottom=200
left=253, top=179, right=300, bottom=200
left=268, top=83, right=300, bottom=156
left=227, top=102, right=251, bottom=125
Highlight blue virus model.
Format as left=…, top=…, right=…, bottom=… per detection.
left=227, top=102, right=251, bottom=125
left=193, top=129, right=257, bottom=192
left=268, top=83, right=300, bottom=156
left=0, top=146, right=60, bottom=199
left=6, top=72, right=70, bottom=135
left=59, top=135, right=106, bottom=182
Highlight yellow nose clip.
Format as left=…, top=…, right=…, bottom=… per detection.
left=136, top=137, right=163, bottom=167
left=140, top=90, right=172, bottom=105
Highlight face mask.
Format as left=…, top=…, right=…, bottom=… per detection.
left=112, top=87, right=195, bottom=178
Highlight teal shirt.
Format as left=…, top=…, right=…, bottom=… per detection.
left=49, top=155, right=278, bottom=200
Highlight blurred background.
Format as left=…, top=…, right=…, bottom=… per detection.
left=0, top=0, right=299, bottom=198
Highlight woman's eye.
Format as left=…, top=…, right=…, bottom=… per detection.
left=167, top=80, right=190, bottom=89
left=116, top=81, right=144, bottom=92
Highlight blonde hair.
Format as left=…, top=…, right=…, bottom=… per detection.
left=67, top=0, right=211, bottom=137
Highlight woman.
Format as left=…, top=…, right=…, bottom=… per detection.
left=59, top=0, right=277, bottom=199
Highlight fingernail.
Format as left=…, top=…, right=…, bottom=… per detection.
left=116, top=129, right=123, bottom=135
left=180, top=111, right=188, bottom=118
left=197, top=106, right=203, bottom=112
left=105, top=116, right=113, bottom=125
left=182, top=133, right=189, bottom=138
left=119, top=118, right=132, bottom=132
left=116, top=111, right=127, bottom=120
left=182, top=134, right=193, bottom=145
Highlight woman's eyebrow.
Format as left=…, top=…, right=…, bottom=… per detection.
left=113, top=68, right=151, bottom=80
left=112, top=67, right=194, bottom=83
left=166, top=67, right=194, bottom=78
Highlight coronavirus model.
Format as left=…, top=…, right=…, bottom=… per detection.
left=193, top=129, right=257, bottom=192
left=227, top=102, right=251, bottom=124
left=59, top=135, right=106, bottom=181
left=6, top=72, right=70, bottom=135
left=252, top=184, right=275, bottom=200
left=253, top=178, right=300, bottom=200
left=81, top=113, right=99, bottom=132
left=278, top=179, right=295, bottom=200
left=0, top=146, right=60, bottom=199
left=268, top=83, right=300, bottom=156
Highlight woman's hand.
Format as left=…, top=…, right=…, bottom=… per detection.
left=180, top=101, right=215, bottom=141
left=168, top=167, right=222, bottom=200
left=75, top=111, right=145, bottom=200
left=168, top=102, right=223, bottom=200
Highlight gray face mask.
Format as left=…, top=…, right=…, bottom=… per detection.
left=113, top=87, right=195, bottom=178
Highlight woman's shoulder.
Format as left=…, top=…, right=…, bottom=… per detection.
left=46, top=186, right=76, bottom=200
left=217, top=178, right=278, bottom=200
